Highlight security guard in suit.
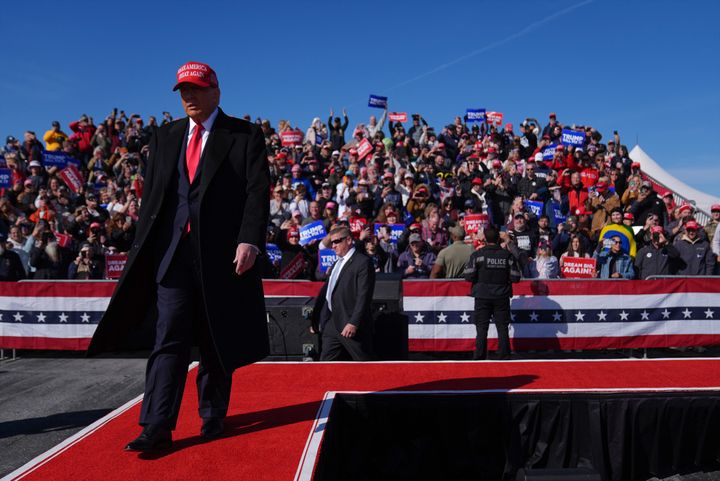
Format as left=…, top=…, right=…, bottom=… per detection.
left=463, top=225, right=520, bottom=360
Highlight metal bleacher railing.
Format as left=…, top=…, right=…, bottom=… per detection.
left=642, top=171, right=711, bottom=226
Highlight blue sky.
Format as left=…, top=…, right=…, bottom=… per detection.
left=2, top=0, right=719, bottom=196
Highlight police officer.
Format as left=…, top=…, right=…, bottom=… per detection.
left=0, top=233, right=26, bottom=281
left=463, top=225, right=520, bottom=360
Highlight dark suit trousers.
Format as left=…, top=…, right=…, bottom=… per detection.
left=319, top=304, right=372, bottom=361
left=139, top=236, right=232, bottom=429
left=473, top=297, right=511, bottom=361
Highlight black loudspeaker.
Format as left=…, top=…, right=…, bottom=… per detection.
left=515, top=468, right=601, bottom=481
left=264, top=297, right=319, bottom=361
left=372, top=275, right=407, bottom=360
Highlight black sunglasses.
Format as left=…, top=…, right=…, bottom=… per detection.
left=330, top=236, right=348, bottom=245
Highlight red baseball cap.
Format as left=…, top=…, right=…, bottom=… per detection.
left=678, top=204, right=694, bottom=215
left=651, top=226, right=664, bottom=234
left=173, top=61, right=219, bottom=91
left=685, top=220, right=699, bottom=230
left=623, top=212, right=634, bottom=220
left=471, top=177, right=483, bottom=186
left=711, top=204, right=720, bottom=212
left=595, top=181, right=608, bottom=192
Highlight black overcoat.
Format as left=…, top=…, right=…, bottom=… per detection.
left=87, top=109, right=271, bottom=372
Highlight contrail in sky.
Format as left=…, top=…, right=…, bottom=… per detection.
left=383, top=0, right=594, bottom=93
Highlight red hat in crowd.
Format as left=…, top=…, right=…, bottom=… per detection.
left=555, top=145, right=564, bottom=151
left=549, top=112, right=557, bottom=118
left=276, top=152, right=287, bottom=160
left=678, top=204, right=694, bottom=215
left=661, top=191, right=673, bottom=199
left=409, top=223, right=422, bottom=231
left=595, top=181, right=608, bottom=192
left=685, top=220, right=699, bottom=230
left=471, top=177, right=483, bottom=186
left=288, top=228, right=300, bottom=238
left=623, top=212, right=634, bottom=220
left=492, top=160, right=502, bottom=169
left=349, top=148, right=358, bottom=155
left=711, top=204, right=720, bottom=212
left=505, top=123, right=513, bottom=131
left=173, top=61, right=218, bottom=91
left=90, top=222, right=102, bottom=230
left=325, top=201, right=337, bottom=210
left=651, top=226, right=664, bottom=234
left=487, top=147, right=497, bottom=154
left=631, top=162, right=641, bottom=169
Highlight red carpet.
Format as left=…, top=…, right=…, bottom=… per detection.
left=9, top=359, right=720, bottom=481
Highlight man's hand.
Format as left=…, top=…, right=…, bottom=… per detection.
left=340, top=323, right=357, bottom=338
left=233, top=243, right=258, bottom=275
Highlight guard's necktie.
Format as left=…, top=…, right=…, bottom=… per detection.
left=186, top=123, right=204, bottom=182
left=326, top=256, right=344, bottom=311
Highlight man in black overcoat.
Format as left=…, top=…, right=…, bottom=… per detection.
left=87, top=61, right=270, bottom=451
left=311, top=226, right=375, bottom=360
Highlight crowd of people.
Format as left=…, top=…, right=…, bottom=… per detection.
left=2, top=108, right=719, bottom=281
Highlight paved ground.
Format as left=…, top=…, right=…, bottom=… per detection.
left=0, top=353, right=146, bottom=477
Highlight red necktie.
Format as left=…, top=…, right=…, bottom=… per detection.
left=184, top=123, right=204, bottom=234
left=186, top=123, right=204, bottom=182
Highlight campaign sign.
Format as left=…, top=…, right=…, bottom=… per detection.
left=0, top=168, right=11, bottom=188
left=356, top=138, right=373, bottom=160
left=466, top=109, right=486, bottom=123
left=551, top=202, right=566, bottom=225
left=299, top=220, right=326, bottom=246
left=374, top=223, right=405, bottom=243
left=368, top=94, right=388, bottom=109
left=487, top=111, right=503, bottom=126
left=560, top=257, right=596, bottom=279
left=280, top=130, right=303, bottom=146
left=60, top=165, right=84, bottom=193
left=388, top=112, right=407, bottom=122
left=349, top=215, right=368, bottom=238
left=105, top=254, right=128, bottom=279
left=561, top=129, right=585, bottom=147
left=43, top=150, right=80, bottom=169
left=53, top=231, right=72, bottom=248
left=318, top=248, right=338, bottom=274
left=280, top=253, right=305, bottom=279
left=464, top=213, right=490, bottom=234
left=524, top=200, right=544, bottom=217
left=266, top=243, right=282, bottom=264
left=542, top=144, right=558, bottom=160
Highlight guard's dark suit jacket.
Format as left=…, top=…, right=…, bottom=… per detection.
left=88, top=109, right=270, bottom=373
left=312, top=250, right=375, bottom=351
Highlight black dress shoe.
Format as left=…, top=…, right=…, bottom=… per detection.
left=125, top=425, right=172, bottom=452
left=201, top=418, right=224, bottom=439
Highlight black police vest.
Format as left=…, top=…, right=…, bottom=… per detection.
left=472, top=245, right=513, bottom=299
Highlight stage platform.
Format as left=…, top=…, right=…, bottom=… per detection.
left=4, top=359, right=720, bottom=481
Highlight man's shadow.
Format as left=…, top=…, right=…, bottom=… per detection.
left=509, top=281, right=568, bottom=353
left=138, top=372, right=538, bottom=459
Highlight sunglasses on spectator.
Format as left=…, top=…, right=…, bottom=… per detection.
left=436, top=172, right=454, bottom=180
left=330, top=236, right=349, bottom=245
